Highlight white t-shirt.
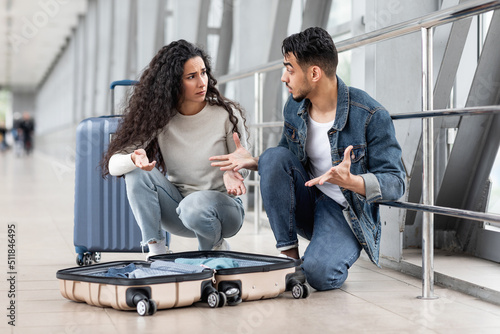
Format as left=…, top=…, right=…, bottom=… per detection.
left=306, top=115, right=348, bottom=207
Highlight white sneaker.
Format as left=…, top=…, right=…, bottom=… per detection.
left=278, top=253, right=296, bottom=260
left=212, top=239, right=231, bottom=251
left=278, top=253, right=302, bottom=263
left=146, top=239, right=173, bottom=259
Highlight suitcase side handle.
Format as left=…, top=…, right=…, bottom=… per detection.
left=110, top=80, right=139, bottom=115
left=110, top=80, right=139, bottom=90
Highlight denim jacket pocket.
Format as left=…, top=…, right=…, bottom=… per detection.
left=349, top=146, right=365, bottom=163
left=284, top=122, right=299, bottom=143
left=337, top=146, right=366, bottom=174
left=284, top=122, right=305, bottom=160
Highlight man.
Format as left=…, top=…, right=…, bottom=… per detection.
left=210, top=27, right=406, bottom=291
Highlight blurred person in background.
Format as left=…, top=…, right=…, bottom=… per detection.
left=0, top=120, right=9, bottom=152
left=17, top=112, right=35, bottom=156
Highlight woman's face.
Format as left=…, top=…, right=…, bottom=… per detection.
left=179, top=56, right=208, bottom=111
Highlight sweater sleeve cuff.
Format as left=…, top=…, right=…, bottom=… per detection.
left=360, top=173, right=382, bottom=203
left=238, top=168, right=250, bottom=179
left=109, top=153, right=137, bottom=176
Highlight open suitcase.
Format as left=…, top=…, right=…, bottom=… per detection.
left=57, top=251, right=309, bottom=316
left=73, top=80, right=168, bottom=266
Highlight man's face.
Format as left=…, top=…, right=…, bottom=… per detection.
left=281, top=53, right=312, bottom=102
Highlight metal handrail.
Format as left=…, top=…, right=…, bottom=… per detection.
left=391, top=105, right=500, bottom=119
left=218, top=0, right=500, bottom=84
left=248, top=106, right=500, bottom=127
left=381, top=201, right=500, bottom=224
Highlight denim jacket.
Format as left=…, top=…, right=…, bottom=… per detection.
left=278, top=76, right=406, bottom=265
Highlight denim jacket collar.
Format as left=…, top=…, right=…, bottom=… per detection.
left=295, top=75, right=349, bottom=131
left=334, top=76, right=349, bottom=131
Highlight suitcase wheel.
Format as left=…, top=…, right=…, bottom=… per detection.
left=224, top=288, right=242, bottom=306
left=224, top=287, right=239, bottom=298
left=217, top=282, right=242, bottom=306
left=291, top=283, right=310, bottom=299
left=92, top=252, right=102, bottom=263
left=207, top=291, right=226, bottom=308
left=76, top=254, right=84, bottom=266
left=76, top=252, right=102, bottom=266
left=207, top=291, right=218, bottom=308
left=75, top=253, right=92, bottom=266
left=127, top=287, right=156, bottom=315
left=218, top=292, right=227, bottom=307
left=136, top=298, right=157, bottom=316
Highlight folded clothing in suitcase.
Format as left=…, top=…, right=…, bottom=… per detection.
left=56, top=260, right=220, bottom=316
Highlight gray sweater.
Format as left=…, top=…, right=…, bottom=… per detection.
left=109, top=104, right=249, bottom=197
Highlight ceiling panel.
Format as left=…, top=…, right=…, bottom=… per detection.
left=1, top=0, right=87, bottom=92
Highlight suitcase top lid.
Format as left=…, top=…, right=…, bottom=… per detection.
left=56, top=260, right=214, bottom=286
left=149, top=250, right=301, bottom=275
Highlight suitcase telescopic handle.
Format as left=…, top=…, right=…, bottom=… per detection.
left=110, top=80, right=139, bottom=115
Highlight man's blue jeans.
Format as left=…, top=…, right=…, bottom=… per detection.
left=259, top=147, right=362, bottom=290
left=124, top=168, right=244, bottom=250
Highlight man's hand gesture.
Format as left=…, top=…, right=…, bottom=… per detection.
left=305, top=145, right=366, bottom=196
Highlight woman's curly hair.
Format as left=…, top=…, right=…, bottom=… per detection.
left=100, top=39, right=247, bottom=177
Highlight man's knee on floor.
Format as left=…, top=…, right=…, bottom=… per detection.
left=302, top=256, right=349, bottom=291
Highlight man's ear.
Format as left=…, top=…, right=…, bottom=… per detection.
left=310, top=65, right=322, bottom=82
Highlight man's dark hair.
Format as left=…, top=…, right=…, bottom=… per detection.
left=281, top=27, right=338, bottom=78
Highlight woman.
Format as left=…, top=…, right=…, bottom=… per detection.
left=100, top=40, right=249, bottom=257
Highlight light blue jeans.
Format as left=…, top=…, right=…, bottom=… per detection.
left=259, top=147, right=362, bottom=291
left=124, top=168, right=245, bottom=250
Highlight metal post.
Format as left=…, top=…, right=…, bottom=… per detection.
left=253, top=72, right=263, bottom=234
left=420, top=27, right=437, bottom=300
left=111, top=89, right=115, bottom=115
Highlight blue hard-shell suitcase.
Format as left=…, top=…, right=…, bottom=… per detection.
left=73, top=80, right=167, bottom=266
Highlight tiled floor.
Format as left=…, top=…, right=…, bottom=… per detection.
left=2, top=148, right=500, bottom=333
